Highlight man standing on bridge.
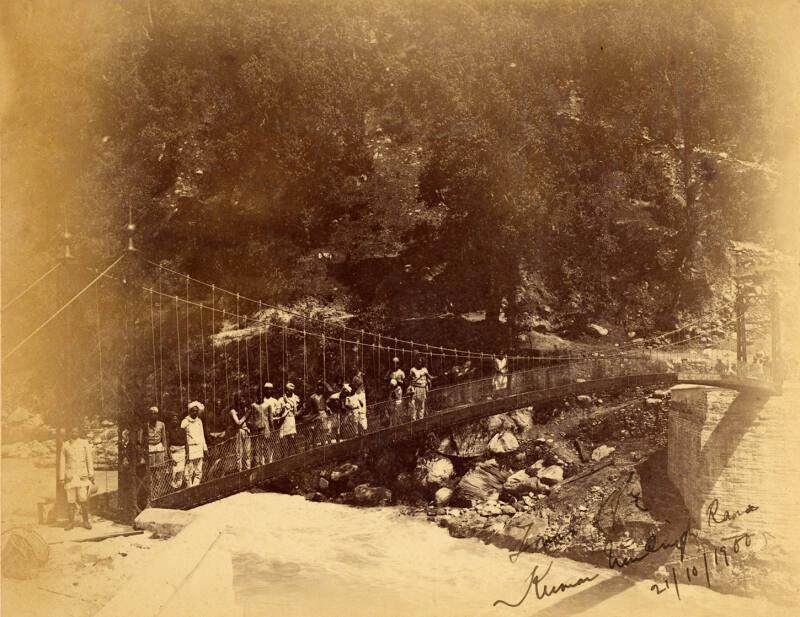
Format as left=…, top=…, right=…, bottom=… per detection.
left=408, top=355, right=434, bottom=420
left=493, top=350, right=509, bottom=394
left=249, top=383, right=275, bottom=465
left=344, top=383, right=368, bottom=436
left=309, top=380, right=332, bottom=446
left=167, top=414, right=186, bottom=489
left=385, top=356, right=406, bottom=389
left=277, top=382, right=300, bottom=455
left=182, top=401, right=208, bottom=487
left=388, top=377, right=404, bottom=425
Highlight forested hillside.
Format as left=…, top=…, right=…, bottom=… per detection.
left=3, top=0, right=798, bottom=343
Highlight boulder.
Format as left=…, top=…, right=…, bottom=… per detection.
left=591, top=445, right=615, bottom=461
left=480, top=502, right=503, bottom=516
left=434, top=487, right=454, bottom=507
left=652, top=390, right=670, bottom=399
left=508, top=409, right=534, bottom=432
left=488, top=431, right=519, bottom=454
left=574, top=438, right=593, bottom=463
left=425, top=457, right=455, bottom=486
left=2, top=442, right=33, bottom=459
left=576, top=395, right=592, bottom=407
left=525, top=459, right=545, bottom=475
left=500, top=504, right=517, bottom=516
left=587, top=324, right=609, bottom=337
left=594, top=472, right=658, bottom=539
left=331, top=462, right=359, bottom=482
left=6, top=408, right=32, bottom=425
left=448, top=511, right=484, bottom=539
left=645, top=398, right=663, bottom=407
left=503, top=470, right=542, bottom=498
left=353, top=484, right=392, bottom=506
left=486, top=414, right=515, bottom=434
left=134, top=508, right=196, bottom=538
left=318, top=477, right=330, bottom=491
left=394, top=471, right=418, bottom=494
left=536, top=465, right=564, bottom=486
left=455, top=460, right=509, bottom=504
left=483, top=510, right=550, bottom=553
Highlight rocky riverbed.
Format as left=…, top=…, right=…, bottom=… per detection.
left=268, top=386, right=674, bottom=556
left=1, top=408, right=118, bottom=469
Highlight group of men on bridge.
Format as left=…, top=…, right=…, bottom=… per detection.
left=140, top=350, right=513, bottom=493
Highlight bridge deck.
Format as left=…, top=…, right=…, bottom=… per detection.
left=149, top=355, right=778, bottom=511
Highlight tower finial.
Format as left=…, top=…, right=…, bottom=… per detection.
left=127, top=222, right=136, bottom=252
left=62, top=229, right=74, bottom=262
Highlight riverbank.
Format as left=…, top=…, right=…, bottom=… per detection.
left=0, top=457, right=146, bottom=617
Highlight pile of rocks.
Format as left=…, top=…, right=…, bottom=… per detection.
left=1, top=412, right=118, bottom=470
left=1, top=408, right=54, bottom=444
left=87, top=423, right=118, bottom=469
left=1, top=439, right=56, bottom=462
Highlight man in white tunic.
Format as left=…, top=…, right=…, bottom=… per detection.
left=182, top=401, right=208, bottom=487
left=59, top=423, right=95, bottom=530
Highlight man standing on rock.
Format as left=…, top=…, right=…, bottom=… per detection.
left=408, top=355, right=434, bottom=420
left=59, top=422, right=95, bottom=530
left=182, top=401, right=208, bottom=487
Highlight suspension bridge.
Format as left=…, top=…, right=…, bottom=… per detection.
left=1, top=233, right=784, bottom=521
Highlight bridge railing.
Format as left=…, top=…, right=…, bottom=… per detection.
left=146, top=347, right=778, bottom=501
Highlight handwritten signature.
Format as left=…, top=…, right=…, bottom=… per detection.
left=706, top=498, right=759, bottom=526
left=508, top=520, right=547, bottom=564
left=493, top=561, right=599, bottom=608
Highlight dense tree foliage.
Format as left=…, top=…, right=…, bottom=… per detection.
left=2, top=0, right=795, bottom=351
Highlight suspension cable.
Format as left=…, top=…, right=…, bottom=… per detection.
left=149, top=289, right=158, bottom=405
left=211, top=285, right=217, bottom=428
left=185, top=275, right=191, bottom=401
left=1, top=261, right=62, bottom=312
left=265, top=324, right=270, bottom=382
left=94, top=282, right=106, bottom=413
left=236, top=293, right=241, bottom=398
left=200, top=302, right=208, bottom=405
left=2, top=253, right=125, bottom=362
left=322, top=333, right=327, bottom=386
left=158, top=271, right=164, bottom=411
left=175, top=295, right=184, bottom=411
left=282, top=325, right=288, bottom=386
left=258, top=301, right=264, bottom=399
left=303, top=320, right=308, bottom=402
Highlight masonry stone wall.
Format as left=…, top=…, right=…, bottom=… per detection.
left=668, top=384, right=793, bottom=537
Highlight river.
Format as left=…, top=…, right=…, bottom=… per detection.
left=189, top=489, right=786, bottom=617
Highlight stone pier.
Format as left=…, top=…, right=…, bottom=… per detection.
left=667, top=383, right=791, bottom=534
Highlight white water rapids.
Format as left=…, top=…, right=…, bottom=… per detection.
left=187, top=490, right=785, bottom=617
